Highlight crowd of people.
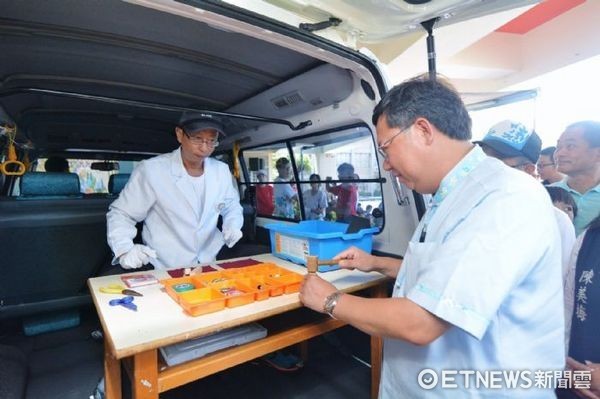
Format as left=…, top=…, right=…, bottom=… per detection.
left=253, top=159, right=378, bottom=224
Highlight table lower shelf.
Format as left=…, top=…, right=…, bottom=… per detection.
left=156, top=308, right=345, bottom=392
left=107, top=283, right=387, bottom=399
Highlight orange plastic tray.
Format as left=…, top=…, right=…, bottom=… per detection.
left=160, top=263, right=304, bottom=316
left=221, top=269, right=250, bottom=279
left=235, top=277, right=271, bottom=301
left=193, top=271, right=230, bottom=286
left=178, top=288, right=226, bottom=316
left=162, top=276, right=201, bottom=303
left=266, top=273, right=303, bottom=294
left=209, top=280, right=256, bottom=308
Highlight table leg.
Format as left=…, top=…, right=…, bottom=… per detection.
left=132, top=349, right=158, bottom=399
left=104, top=339, right=122, bottom=399
left=370, top=282, right=387, bottom=399
left=299, top=340, right=309, bottom=363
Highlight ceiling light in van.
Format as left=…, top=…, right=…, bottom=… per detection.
left=271, top=91, right=305, bottom=109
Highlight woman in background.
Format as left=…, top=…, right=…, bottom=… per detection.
left=303, top=174, right=327, bottom=220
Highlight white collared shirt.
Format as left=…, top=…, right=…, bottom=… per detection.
left=380, top=147, right=564, bottom=398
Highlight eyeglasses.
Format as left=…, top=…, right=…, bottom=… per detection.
left=377, top=125, right=411, bottom=159
left=536, top=162, right=554, bottom=169
left=184, top=133, right=219, bottom=148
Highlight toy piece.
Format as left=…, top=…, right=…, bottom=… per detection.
left=109, top=296, right=137, bottom=312
left=172, top=283, right=195, bottom=293
left=121, top=274, right=158, bottom=288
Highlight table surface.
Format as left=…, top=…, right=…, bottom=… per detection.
left=88, top=253, right=387, bottom=359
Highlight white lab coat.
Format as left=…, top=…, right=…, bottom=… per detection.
left=107, top=148, right=243, bottom=269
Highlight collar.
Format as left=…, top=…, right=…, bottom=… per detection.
left=170, top=147, right=186, bottom=177
left=553, top=178, right=600, bottom=196
left=170, top=147, right=210, bottom=178
left=431, top=145, right=487, bottom=208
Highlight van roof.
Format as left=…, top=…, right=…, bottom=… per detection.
left=0, top=0, right=379, bottom=157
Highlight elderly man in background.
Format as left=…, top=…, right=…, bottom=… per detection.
left=551, top=121, right=600, bottom=235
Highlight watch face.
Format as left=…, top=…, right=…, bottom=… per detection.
left=324, top=291, right=341, bottom=314
left=325, top=299, right=334, bottom=313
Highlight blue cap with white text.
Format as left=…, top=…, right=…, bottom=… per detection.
left=477, top=120, right=541, bottom=163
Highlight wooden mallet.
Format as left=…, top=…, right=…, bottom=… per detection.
left=305, top=255, right=338, bottom=274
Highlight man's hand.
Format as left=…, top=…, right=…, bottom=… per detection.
left=299, top=274, right=338, bottom=313
left=334, top=246, right=375, bottom=272
left=567, top=357, right=600, bottom=399
left=223, top=229, right=243, bottom=248
left=119, top=244, right=157, bottom=269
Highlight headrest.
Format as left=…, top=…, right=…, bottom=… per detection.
left=108, top=173, right=130, bottom=195
left=20, top=172, right=81, bottom=197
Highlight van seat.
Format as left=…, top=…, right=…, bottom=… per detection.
left=0, top=319, right=104, bottom=399
left=0, top=345, right=27, bottom=399
left=19, top=172, right=81, bottom=198
left=108, top=173, right=130, bottom=195
left=0, top=194, right=112, bottom=319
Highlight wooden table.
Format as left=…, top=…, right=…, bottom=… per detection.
left=88, top=254, right=388, bottom=399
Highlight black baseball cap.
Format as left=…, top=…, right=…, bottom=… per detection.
left=178, top=112, right=226, bottom=136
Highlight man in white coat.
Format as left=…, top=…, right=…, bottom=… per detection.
left=107, top=114, right=243, bottom=270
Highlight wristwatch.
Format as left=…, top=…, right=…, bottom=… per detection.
left=323, top=291, right=343, bottom=319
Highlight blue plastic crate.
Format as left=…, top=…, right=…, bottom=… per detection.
left=265, top=220, right=378, bottom=272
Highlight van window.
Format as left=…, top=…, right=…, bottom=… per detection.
left=243, top=143, right=300, bottom=220
left=35, top=158, right=138, bottom=194
left=241, top=126, right=383, bottom=226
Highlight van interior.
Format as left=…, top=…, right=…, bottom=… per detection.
left=0, top=0, right=585, bottom=398
left=0, top=1, right=415, bottom=397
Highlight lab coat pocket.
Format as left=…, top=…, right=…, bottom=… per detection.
left=399, top=241, right=439, bottom=296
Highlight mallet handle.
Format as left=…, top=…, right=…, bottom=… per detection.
left=318, top=259, right=338, bottom=266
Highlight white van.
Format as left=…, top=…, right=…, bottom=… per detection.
left=0, top=1, right=542, bottom=398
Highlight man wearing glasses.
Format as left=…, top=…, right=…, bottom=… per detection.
left=538, top=146, right=564, bottom=185
left=300, top=75, right=564, bottom=397
left=107, top=113, right=243, bottom=270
